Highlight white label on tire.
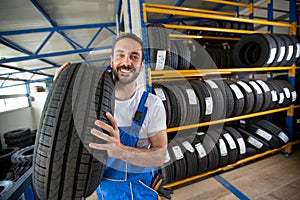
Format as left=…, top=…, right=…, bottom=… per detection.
left=219, top=139, right=228, bottom=156
left=165, top=150, right=170, bottom=163
left=230, top=84, right=244, bottom=99
left=256, top=80, right=270, bottom=92
left=223, top=133, right=237, bottom=149
left=186, top=89, right=197, bottom=105
left=279, top=93, right=284, bottom=104
left=291, top=91, right=297, bottom=102
left=249, top=81, right=263, bottom=94
left=283, top=88, right=291, bottom=98
left=182, top=141, right=195, bottom=153
left=297, top=118, right=300, bottom=124
left=195, top=143, right=207, bottom=158
left=267, top=48, right=277, bottom=64
left=271, top=90, right=278, bottom=102
left=154, top=88, right=166, bottom=101
left=205, top=80, right=218, bottom=89
left=277, top=46, right=286, bottom=62
left=278, top=132, right=289, bottom=143
left=296, top=43, right=300, bottom=58
left=255, top=128, right=272, bottom=141
left=247, top=136, right=263, bottom=149
left=172, top=145, right=184, bottom=160
left=155, top=50, right=166, bottom=70
left=237, top=81, right=252, bottom=93
left=205, top=97, right=213, bottom=115
left=237, top=138, right=246, bottom=154
left=286, top=45, right=294, bottom=61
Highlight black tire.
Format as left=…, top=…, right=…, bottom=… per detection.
left=243, top=80, right=264, bottom=113
left=225, top=80, right=245, bottom=116
left=245, top=124, right=281, bottom=149
left=204, top=80, right=226, bottom=120
left=254, top=119, right=289, bottom=145
left=233, top=34, right=277, bottom=67
left=33, top=64, right=114, bottom=199
left=224, top=127, right=246, bottom=160
left=221, top=129, right=238, bottom=164
left=0, top=180, right=14, bottom=198
left=237, top=128, right=270, bottom=154
left=11, top=145, right=34, bottom=165
left=4, top=128, right=32, bottom=148
left=234, top=80, right=255, bottom=115
left=0, top=147, right=19, bottom=180
left=190, top=80, right=213, bottom=122
left=255, top=80, right=272, bottom=111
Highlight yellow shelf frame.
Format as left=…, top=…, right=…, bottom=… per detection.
left=143, top=3, right=293, bottom=28
left=166, top=105, right=299, bottom=133
left=149, top=66, right=299, bottom=82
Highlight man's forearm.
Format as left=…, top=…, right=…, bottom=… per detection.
left=119, top=144, right=167, bottom=167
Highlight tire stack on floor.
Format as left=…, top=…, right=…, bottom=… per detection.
left=0, top=128, right=36, bottom=198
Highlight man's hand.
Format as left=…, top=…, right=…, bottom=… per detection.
left=54, top=62, right=71, bottom=80
left=89, top=112, right=124, bottom=159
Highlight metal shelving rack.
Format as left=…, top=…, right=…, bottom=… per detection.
left=130, top=0, right=300, bottom=189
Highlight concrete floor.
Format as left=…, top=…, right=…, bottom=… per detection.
left=171, top=144, right=300, bottom=200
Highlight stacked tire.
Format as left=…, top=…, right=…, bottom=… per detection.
left=3, top=128, right=35, bottom=148
left=233, top=34, right=300, bottom=67
left=153, top=79, right=297, bottom=128
left=160, top=119, right=289, bottom=184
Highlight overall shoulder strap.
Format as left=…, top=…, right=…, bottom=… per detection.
left=133, top=91, right=149, bottom=125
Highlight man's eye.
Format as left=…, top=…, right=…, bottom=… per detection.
left=131, top=55, right=139, bottom=60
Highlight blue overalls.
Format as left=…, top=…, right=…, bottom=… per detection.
left=96, top=92, right=159, bottom=200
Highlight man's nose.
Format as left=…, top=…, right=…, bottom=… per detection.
left=122, top=54, right=132, bottom=66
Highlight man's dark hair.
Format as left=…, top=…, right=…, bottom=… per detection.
left=112, top=33, right=145, bottom=60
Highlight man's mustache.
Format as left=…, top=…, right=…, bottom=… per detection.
left=116, top=65, right=135, bottom=72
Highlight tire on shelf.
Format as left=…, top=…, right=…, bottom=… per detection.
left=237, top=128, right=270, bottom=154
left=190, top=80, right=213, bottom=122
left=233, top=34, right=277, bottom=67
left=159, top=148, right=175, bottom=184
left=245, top=124, right=281, bottom=149
left=190, top=134, right=208, bottom=174
left=254, top=119, right=289, bottom=146
left=221, top=129, right=238, bottom=164
left=168, top=140, right=187, bottom=182
left=175, top=137, right=199, bottom=178
left=207, top=130, right=229, bottom=168
left=33, top=64, right=114, bottom=199
left=196, top=132, right=220, bottom=171
left=224, top=80, right=245, bottom=117
left=204, top=80, right=226, bottom=120
left=224, top=127, right=246, bottom=160
left=255, top=80, right=272, bottom=111
left=243, top=80, right=264, bottom=113
left=235, top=80, right=255, bottom=115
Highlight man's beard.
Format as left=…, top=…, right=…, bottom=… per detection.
left=112, top=64, right=140, bottom=84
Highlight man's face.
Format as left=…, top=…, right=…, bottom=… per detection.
left=111, top=38, right=144, bottom=84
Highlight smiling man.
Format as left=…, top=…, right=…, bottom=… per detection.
left=87, top=33, right=168, bottom=200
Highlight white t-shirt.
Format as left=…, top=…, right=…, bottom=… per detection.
left=114, top=88, right=167, bottom=148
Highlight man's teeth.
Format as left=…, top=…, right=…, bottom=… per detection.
left=120, top=68, right=130, bottom=72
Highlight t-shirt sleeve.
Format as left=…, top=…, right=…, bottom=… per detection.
left=147, top=95, right=167, bottom=134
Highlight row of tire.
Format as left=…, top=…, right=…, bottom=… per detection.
left=234, top=34, right=300, bottom=67
left=187, top=20, right=253, bottom=37
left=153, top=79, right=297, bottom=128
left=160, top=119, right=289, bottom=184
left=147, top=24, right=300, bottom=70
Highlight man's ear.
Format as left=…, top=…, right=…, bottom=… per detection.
left=141, top=60, right=145, bottom=70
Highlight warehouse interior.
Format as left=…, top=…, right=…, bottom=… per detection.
left=0, top=0, right=300, bottom=199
